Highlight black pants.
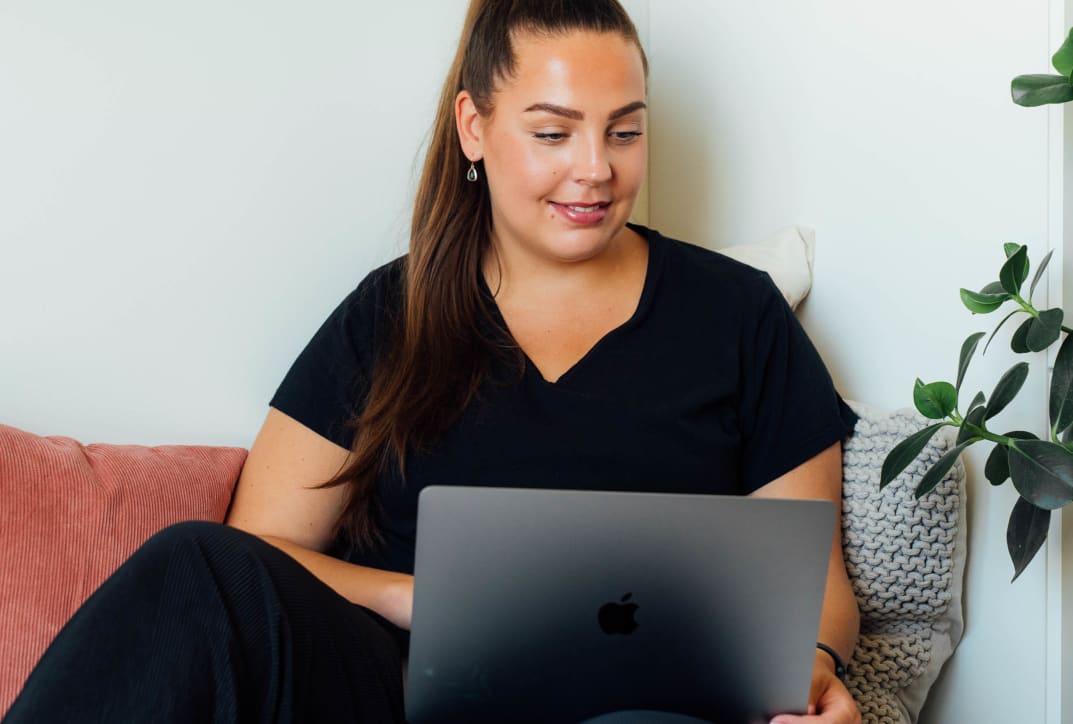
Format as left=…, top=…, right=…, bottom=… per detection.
left=4, top=521, right=406, bottom=724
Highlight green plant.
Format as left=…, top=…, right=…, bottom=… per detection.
left=882, top=30, right=1073, bottom=581
left=1011, top=28, right=1073, bottom=106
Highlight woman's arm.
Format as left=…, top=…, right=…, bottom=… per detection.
left=225, top=407, right=414, bottom=629
left=751, top=441, right=861, bottom=724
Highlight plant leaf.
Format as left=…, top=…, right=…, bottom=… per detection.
left=980, top=281, right=1006, bottom=295
left=956, top=332, right=986, bottom=392
left=985, top=444, right=1007, bottom=486
left=1050, top=333, right=1073, bottom=435
left=1004, top=243, right=1022, bottom=258
left=967, top=391, right=986, bottom=415
left=915, top=440, right=974, bottom=498
left=880, top=422, right=947, bottom=489
left=958, top=405, right=987, bottom=444
left=960, top=288, right=1008, bottom=314
left=984, top=432, right=1038, bottom=486
left=1008, top=439, right=1073, bottom=509
left=1012, top=74, right=1073, bottom=107
left=1007, top=496, right=1050, bottom=582
left=983, top=310, right=1022, bottom=355
left=1029, top=249, right=1054, bottom=301
left=1053, top=27, right=1073, bottom=76
left=1011, top=317, right=1033, bottom=353
left=1018, top=248, right=1032, bottom=283
left=985, top=362, right=1030, bottom=420
left=913, top=379, right=958, bottom=419
left=999, top=245, right=1029, bottom=295
left=1026, top=308, right=1064, bottom=352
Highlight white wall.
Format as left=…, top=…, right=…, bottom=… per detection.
left=645, top=1, right=1060, bottom=721
left=0, top=0, right=471, bottom=446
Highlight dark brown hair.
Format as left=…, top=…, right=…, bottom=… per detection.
left=322, top=0, right=648, bottom=548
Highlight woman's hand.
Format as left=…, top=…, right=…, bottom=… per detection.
left=769, top=652, right=861, bottom=724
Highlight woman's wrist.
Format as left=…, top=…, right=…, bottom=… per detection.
left=815, top=642, right=847, bottom=682
left=371, top=572, right=415, bottom=630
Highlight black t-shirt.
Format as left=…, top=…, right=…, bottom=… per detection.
left=271, top=224, right=858, bottom=577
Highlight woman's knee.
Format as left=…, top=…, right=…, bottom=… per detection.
left=126, top=520, right=257, bottom=577
left=141, top=520, right=247, bottom=553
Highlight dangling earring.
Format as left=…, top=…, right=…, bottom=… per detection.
left=467, top=161, right=479, bottom=183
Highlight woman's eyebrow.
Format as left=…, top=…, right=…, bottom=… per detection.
left=608, top=101, right=647, bottom=120
left=522, top=100, right=647, bottom=121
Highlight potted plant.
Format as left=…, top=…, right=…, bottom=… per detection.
left=881, top=29, right=1073, bottom=581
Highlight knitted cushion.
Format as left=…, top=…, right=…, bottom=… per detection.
left=841, top=402, right=966, bottom=724
left=0, top=424, right=247, bottom=716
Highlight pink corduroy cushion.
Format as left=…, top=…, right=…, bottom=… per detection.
left=0, top=423, right=247, bottom=716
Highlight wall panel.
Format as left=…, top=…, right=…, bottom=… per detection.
left=0, top=0, right=472, bottom=445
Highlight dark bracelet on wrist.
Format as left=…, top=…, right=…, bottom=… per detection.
left=815, top=642, right=847, bottom=682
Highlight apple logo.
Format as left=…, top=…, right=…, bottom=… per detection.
left=598, top=593, right=639, bottom=635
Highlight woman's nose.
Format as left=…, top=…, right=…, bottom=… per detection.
left=574, top=135, right=612, bottom=184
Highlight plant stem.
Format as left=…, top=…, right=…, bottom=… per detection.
left=961, top=423, right=1015, bottom=446
left=1012, top=293, right=1039, bottom=319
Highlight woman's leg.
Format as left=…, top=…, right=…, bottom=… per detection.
left=4, top=521, right=404, bottom=724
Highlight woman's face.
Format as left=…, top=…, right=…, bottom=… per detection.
left=459, top=30, right=648, bottom=266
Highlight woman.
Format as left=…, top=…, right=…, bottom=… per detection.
left=6, top=1, right=861, bottom=722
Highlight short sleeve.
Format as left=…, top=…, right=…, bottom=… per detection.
left=736, top=272, right=858, bottom=492
left=269, top=260, right=402, bottom=450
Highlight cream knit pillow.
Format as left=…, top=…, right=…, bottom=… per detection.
left=840, top=402, right=967, bottom=724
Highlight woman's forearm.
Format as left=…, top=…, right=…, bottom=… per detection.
left=253, top=532, right=414, bottom=629
left=817, top=555, right=860, bottom=665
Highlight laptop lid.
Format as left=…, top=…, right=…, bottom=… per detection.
left=405, top=486, right=835, bottom=724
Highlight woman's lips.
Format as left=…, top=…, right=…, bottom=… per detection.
left=550, top=201, right=610, bottom=225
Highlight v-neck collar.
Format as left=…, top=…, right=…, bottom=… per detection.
left=480, top=223, right=666, bottom=387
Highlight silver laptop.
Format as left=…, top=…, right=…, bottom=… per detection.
left=405, top=486, right=835, bottom=724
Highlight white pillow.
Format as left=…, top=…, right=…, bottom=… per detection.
left=718, top=225, right=816, bottom=310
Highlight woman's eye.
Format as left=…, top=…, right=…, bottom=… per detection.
left=533, top=132, right=567, bottom=143
left=611, top=131, right=643, bottom=143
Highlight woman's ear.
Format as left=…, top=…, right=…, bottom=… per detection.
left=455, top=90, right=484, bottom=162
